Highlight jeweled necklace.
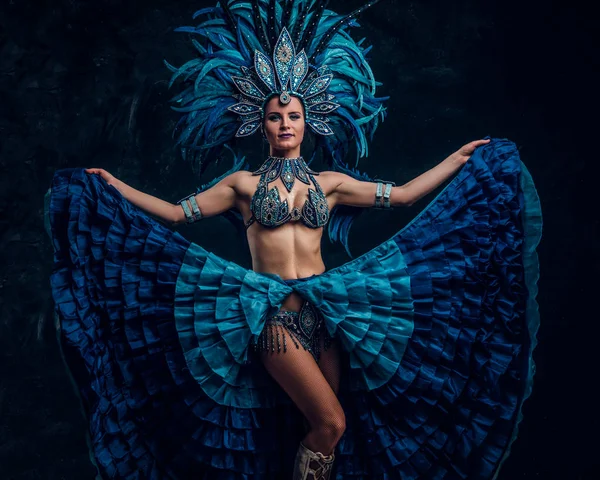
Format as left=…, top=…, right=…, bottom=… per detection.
left=252, top=156, right=319, bottom=193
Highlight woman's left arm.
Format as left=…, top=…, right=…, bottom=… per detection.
left=328, top=139, right=490, bottom=208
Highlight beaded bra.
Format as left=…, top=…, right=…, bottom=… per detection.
left=245, top=156, right=329, bottom=229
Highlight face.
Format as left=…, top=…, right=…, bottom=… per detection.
left=263, top=96, right=305, bottom=157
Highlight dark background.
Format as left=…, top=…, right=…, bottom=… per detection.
left=0, top=0, right=596, bottom=478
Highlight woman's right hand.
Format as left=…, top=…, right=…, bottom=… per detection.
left=85, top=168, right=116, bottom=185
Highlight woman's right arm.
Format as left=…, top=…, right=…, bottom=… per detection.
left=85, top=168, right=240, bottom=225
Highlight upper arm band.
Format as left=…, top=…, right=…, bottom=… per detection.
left=177, top=193, right=203, bottom=223
left=374, top=181, right=395, bottom=209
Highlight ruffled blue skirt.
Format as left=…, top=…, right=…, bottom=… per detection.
left=46, top=138, right=542, bottom=479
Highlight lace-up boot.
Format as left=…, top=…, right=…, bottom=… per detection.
left=292, top=442, right=335, bottom=480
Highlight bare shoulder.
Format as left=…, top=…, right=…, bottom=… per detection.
left=228, top=170, right=257, bottom=196
left=317, top=170, right=348, bottom=184
left=316, top=171, right=353, bottom=193
left=227, top=170, right=252, bottom=181
left=319, top=171, right=357, bottom=180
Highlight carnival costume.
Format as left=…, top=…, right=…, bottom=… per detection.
left=45, top=1, right=543, bottom=479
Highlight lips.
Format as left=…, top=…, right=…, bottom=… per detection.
left=279, top=133, right=294, bottom=138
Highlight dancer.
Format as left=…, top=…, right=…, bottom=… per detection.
left=46, top=1, right=542, bottom=479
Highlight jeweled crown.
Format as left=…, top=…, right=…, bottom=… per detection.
left=227, top=28, right=339, bottom=137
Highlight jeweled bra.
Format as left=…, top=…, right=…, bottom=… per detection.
left=245, top=156, right=330, bottom=229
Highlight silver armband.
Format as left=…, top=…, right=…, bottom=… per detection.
left=177, top=193, right=203, bottom=223
left=374, top=181, right=395, bottom=209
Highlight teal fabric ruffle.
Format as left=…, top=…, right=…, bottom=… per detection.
left=174, top=237, right=415, bottom=408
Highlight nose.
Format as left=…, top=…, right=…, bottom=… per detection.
left=280, top=116, right=290, bottom=129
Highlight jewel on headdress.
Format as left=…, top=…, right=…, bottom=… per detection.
left=232, top=76, right=265, bottom=101
left=255, top=51, right=276, bottom=91
left=305, top=74, right=333, bottom=99
left=308, top=102, right=339, bottom=114
left=273, top=28, right=295, bottom=89
left=280, top=91, right=291, bottom=104
left=228, top=103, right=262, bottom=116
left=290, top=50, right=309, bottom=91
left=307, top=119, right=334, bottom=136
left=276, top=43, right=293, bottom=63
left=236, top=118, right=262, bottom=137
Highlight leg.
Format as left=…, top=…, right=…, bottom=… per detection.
left=259, top=345, right=345, bottom=456
left=317, top=335, right=342, bottom=396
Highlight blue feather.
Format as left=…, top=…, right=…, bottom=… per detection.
left=212, top=49, right=246, bottom=64
left=192, top=7, right=218, bottom=20
left=235, top=22, right=251, bottom=61
left=163, top=59, right=178, bottom=74
left=174, top=26, right=198, bottom=34
left=191, top=38, right=207, bottom=55
left=194, top=58, right=234, bottom=93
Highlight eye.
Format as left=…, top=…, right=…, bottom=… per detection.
left=268, top=114, right=280, bottom=122
left=290, top=114, right=301, bottom=120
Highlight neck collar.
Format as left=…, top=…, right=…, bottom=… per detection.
left=253, top=156, right=318, bottom=192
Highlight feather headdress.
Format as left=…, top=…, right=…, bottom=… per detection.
left=166, top=0, right=387, bottom=255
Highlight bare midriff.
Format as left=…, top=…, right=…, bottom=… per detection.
left=247, top=222, right=326, bottom=312
left=233, top=170, right=332, bottom=312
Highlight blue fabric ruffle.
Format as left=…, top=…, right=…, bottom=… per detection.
left=46, top=137, right=542, bottom=479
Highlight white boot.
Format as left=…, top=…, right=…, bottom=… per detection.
left=292, top=442, right=335, bottom=480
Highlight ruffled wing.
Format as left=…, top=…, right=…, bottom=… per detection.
left=288, top=137, right=542, bottom=478
left=47, top=169, right=303, bottom=479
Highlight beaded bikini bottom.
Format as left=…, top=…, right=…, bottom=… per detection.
left=253, top=301, right=333, bottom=362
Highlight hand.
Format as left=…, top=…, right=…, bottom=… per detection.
left=451, top=139, right=491, bottom=165
left=85, top=168, right=116, bottom=185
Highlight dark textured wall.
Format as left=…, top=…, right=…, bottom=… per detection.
left=0, top=0, right=594, bottom=478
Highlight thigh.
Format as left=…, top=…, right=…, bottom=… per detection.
left=259, top=342, right=342, bottom=428
left=317, top=335, right=342, bottom=396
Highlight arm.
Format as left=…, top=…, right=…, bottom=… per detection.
left=329, top=139, right=490, bottom=208
left=328, top=173, right=410, bottom=208
left=85, top=168, right=239, bottom=225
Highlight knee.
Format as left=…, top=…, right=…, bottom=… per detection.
left=315, top=408, right=346, bottom=445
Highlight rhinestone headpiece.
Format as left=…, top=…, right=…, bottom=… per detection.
left=227, top=28, right=340, bottom=138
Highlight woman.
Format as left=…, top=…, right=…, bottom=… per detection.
left=86, top=93, right=490, bottom=476
left=47, top=1, right=542, bottom=479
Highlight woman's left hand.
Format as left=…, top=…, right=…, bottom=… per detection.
left=451, top=139, right=491, bottom=165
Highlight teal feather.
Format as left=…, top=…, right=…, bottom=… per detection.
left=192, top=7, right=218, bottom=19
left=298, top=0, right=329, bottom=52
left=235, top=23, right=251, bottom=61
left=287, top=0, right=304, bottom=29
left=219, top=2, right=238, bottom=34
left=167, top=59, right=203, bottom=87
left=329, top=64, right=374, bottom=86
left=191, top=38, right=207, bottom=55
left=163, top=59, right=178, bottom=74
left=355, top=109, right=382, bottom=126
left=291, top=0, right=308, bottom=45
left=235, top=16, right=264, bottom=55
left=194, top=59, right=235, bottom=93
left=251, top=0, right=270, bottom=52
left=310, top=0, right=382, bottom=61
left=281, top=0, right=293, bottom=30
left=212, top=49, right=246, bottom=64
